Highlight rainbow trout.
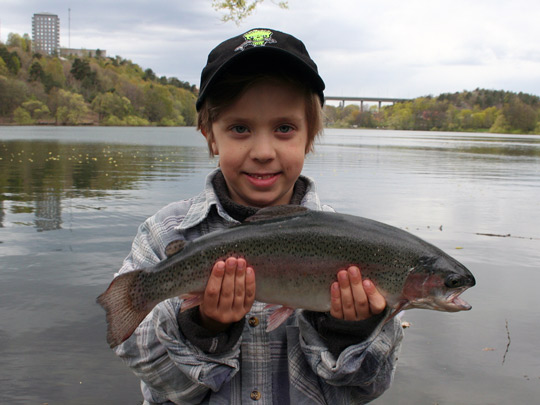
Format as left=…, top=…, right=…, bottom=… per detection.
left=97, top=206, right=475, bottom=348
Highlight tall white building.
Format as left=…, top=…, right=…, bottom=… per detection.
left=32, top=13, right=60, bottom=55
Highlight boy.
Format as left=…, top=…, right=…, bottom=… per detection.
left=114, top=28, right=403, bottom=404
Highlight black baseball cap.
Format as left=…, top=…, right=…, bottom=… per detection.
left=196, top=28, right=325, bottom=111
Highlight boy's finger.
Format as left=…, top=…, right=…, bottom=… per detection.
left=363, top=279, right=386, bottom=315
left=219, top=257, right=237, bottom=306
left=348, top=266, right=369, bottom=318
left=204, top=261, right=225, bottom=309
left=330, top=282, right=344, bottom=319
left=244, top=266, right=256, bottom=309
left=232, top=258, right=246, bottom=312
left=337, top=270, right=356, bottom=320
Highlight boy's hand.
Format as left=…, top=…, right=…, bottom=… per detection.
left=199, top=257, right=256, bottom=333
left=330, top=266, right=386, bottom=321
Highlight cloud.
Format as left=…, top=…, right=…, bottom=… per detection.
left=2, top=0, right=540, bottom=97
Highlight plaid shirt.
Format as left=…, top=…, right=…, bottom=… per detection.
left=113, top=169, right=403, bottom=404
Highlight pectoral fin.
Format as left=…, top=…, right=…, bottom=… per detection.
left=165, top=239, right=187, bottom=258
left=385, top=300, right=410, bottom=323
left=266, top=306, right=295, bottom=332
left=179, top=294, right=203, bottom=312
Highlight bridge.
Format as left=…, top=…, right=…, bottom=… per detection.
left=325, top=96, right=411, bottom=111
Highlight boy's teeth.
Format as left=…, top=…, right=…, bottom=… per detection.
left=252, top=174, right=273, bottom=179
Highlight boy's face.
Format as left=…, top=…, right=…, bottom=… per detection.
left=207, top=80, right=308, bottom=208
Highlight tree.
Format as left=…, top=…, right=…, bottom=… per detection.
left=502, top=97, right=538, bottom=133
left=43, top=58, right=66, bottom=89
left=13, top=100, right=51, bottom=124
left=6, top=33, right=23, bottom=49
left=0, top=45, right=21, bottom=75
left=212, top=0, right=288, bottom=24
left=29, top=61, right=45, bottom=81
left=0, top=57, right=9, bottom=76
left=20, top=99, right=51, bottom=121
left=143, top=68, right=157, bottom=81
left=51, top=89, right=90, bottom=125
left=0, top=76, right=28, bottom=116
left=383, top=102, right=414, bottom=130
left=354, top=110, right=377, bottom=128
left=71, top=58, right=90, bottom=80
left=142, top=84, right=174, bottom=123
left=13, top=107, right=34, bottom=124
left=91, top=92, right=133, bottom=121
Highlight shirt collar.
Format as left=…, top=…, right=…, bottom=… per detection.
left=176, top=168, right=323, bottom=231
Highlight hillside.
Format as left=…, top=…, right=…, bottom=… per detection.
left=1, top=33, right=540, bottom=134
left=0, top=34, right=197, bottom=126
left=325, top=89, right=540, bottom=134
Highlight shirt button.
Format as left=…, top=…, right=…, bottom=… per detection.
left=248, top=316, right=259, bottom=327
left=250, top=390, right=261, bottom=401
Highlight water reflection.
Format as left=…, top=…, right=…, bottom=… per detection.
left=0, top=138, right=212, bottom=231
left=1, top=127, right=539, bottom=404
left=321, top=129, right=540, bottom=157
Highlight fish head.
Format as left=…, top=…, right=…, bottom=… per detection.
left=400, top=255, right=476, bottom=313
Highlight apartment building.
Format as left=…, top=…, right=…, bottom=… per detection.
left=32, top=12, right=60, bottom=55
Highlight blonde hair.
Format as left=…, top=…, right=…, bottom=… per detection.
left=197, top=72, right=324, bottom=156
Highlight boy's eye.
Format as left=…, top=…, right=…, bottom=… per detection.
left=231, top=125, right=249, bottom=134
left=276, top=125, right=294, bottom=134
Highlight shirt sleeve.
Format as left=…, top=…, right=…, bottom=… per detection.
left=295, top=309, right=403, bottom=402
left=114, top=299, right=242, bottom=404
left=177, top=307, right=246, bottom=355
left=111, top=212, right=242, bottom=404
left=302, top=309, right=389, bottom=357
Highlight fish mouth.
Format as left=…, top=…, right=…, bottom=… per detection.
left=438, top=287, right=472, bottom=312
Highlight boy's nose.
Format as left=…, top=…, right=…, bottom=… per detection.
left=250, top=136, right=276, bottom=162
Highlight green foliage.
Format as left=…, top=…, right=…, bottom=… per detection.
left=29, top=61, right=45, bottom=81
left=102, top=114, right=150, bottom=126
left=327, top=89, right=540, bottom=134
left=14, top=107, right=34, bottom=124
left=7, top=33, right=32, bottom=53
left=18, top=99, right=51, bottom=123
left=0, top=76, right=28, bottom=116
left=71, top=58, right=92, bottom=81
left=502, top=97, right=538, bottom=132
left=2, top=30, right=538, bottom=134
left=92, top=92, right=133, bottom=121
left=0, top=31, right=197, bottom=127
left=212, top=0, right=288, bottom=24
left=0, top=57, right=9, bottom=76
left=0, top=45, right=22, bottom=75
left=53, top=89, right=90, bottom=125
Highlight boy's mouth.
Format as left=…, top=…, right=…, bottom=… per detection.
left=249, top=173, right=276, bottom=180
left=244, top=172, right=281, bottom=187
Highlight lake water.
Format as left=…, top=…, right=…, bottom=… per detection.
left=1, top=126, right=539, bottom=404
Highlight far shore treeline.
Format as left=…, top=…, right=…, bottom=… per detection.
left=1, top=33, right=540, bottom=134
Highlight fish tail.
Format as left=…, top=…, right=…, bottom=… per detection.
left=96, top=270, right=152, bottom=348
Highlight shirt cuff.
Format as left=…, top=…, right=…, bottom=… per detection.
left=177, top=307, right=245, bottom=354
left=303, top=308, right=389, bottom=357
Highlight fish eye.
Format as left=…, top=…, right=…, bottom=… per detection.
left=444, top=274, right=465, bottom=288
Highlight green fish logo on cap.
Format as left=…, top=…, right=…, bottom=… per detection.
left=235, top=29, right=277, bottom=52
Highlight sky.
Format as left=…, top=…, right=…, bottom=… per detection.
left=2, top=0, right=540, bottom=100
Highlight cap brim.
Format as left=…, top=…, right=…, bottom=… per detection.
left=196, top=47, right=325, bottom=110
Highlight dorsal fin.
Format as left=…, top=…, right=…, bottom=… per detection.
left=165, top=239, right=187, bottom=258
left=244, top=205, right=309, bottom=223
